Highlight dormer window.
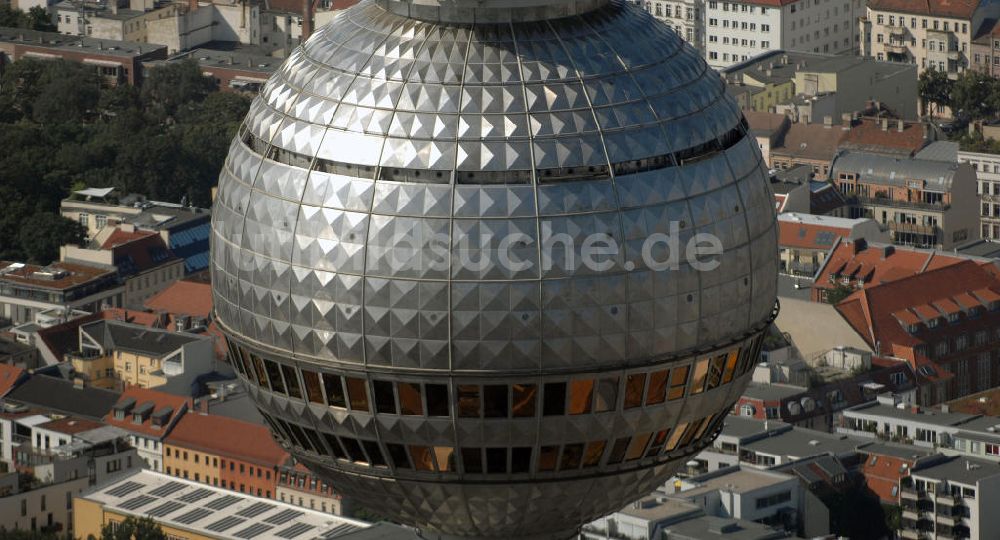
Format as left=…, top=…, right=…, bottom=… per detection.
left=948, top=312, right=959, bottom=324
left=928, top=318, right=939, bottom=329
left=908, top=324, right=919, bottom=334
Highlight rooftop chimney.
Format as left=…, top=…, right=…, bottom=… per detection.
left=852, top=238, right=868, bottom=254
left=301, top=0, right=314, bottom=42
left=189, top=0, right=198, bottom=11
left=881, top=118, right=889, bottom=131
left=897, top=120, right=905, bottom=132
left=842, top=112, right=853, bottom=129
left=881, top=245, right=895, bottom=259
left=823, top=115, right=833, bottom=128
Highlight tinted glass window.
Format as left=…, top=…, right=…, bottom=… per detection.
left=323, top=374, right=346, bottom=408
left=433, top=447, right=455, bottom=472
left=538, top=446, right=559, bottom=472
left=281, top=364, right=302, bottom=399
left=457, top=385, right=481, bottom=417
left=582, top=440, right=606, bottom=467
left=607, top=437, right=630, bottom=465
left=594, top=377, right=618, bottom=412
left=568, top=379, right=593, bottom=415
left=668, top=365, right=689, bottom=401
left=409, top=446, right=434, bottom=471
left=511, top=447, right=532, bottom=473
left=543, top=383, right=566, bottom=416
left=645, top=370, right=668, bottom=405
left=484, top=385, right=508, bottom=418
left=625, top=433, right=651, bottom=461
left=345, top=377, right=370, bottom=411
left=623, top=374, right=645, bottom=409
left=486, top=448, right=507, bottom=474
left=373, top=380, right=396, bottom=414
left=362, top=440, right=387, bottom=467
left=386, top=443, right=410, bottom=469
left=560, top=443, right=583, bottom=470
left=340, top=438, right=366, bottom=462
left=461, top=448, right=483, bottom=474
left=425, top=384, right=449, bottom=416
left=322, top=433, right=347, bottom=460
left=263, top=359, right=285, bottom=394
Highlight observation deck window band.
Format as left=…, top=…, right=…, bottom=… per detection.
left=231, top=341, right=759, bottom=423
left=237, top=125, right=749, bottom=185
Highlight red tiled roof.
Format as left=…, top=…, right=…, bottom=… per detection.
left=892, top=309, right=921, bottom=326
left=101, top=229, right=156, bottom=249
left=931, top=298, right=961, bottom=316
left=953, top=292, right=982, bottom=310
left=836, top=261, right=1000, bottom=355
left=37, top=416, right=104, bottom=435
left=912, top=304, right=941, bottom=321
left=869, top=0, right=982, bottom=19
left=0, top=364, right=26, bottom=397
left=103, top=386, right=189, bottom=439
left=778, top=220, right=852, bottom=250
left=144, top=280, right=213, bottom=319
left=839, top=118, right=927, bottom=156
left=165, top=413, right=288, bottom=466
left=813, top=240, right=972, bottom=292
left=973, top=287, right=1000, bottom=304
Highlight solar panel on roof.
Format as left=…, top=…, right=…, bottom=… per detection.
left=236, top=502, right=275, bottom=518
left=264, top=509, right=304, bottom=525
left=205, top=516, right=246, bottom=532
left=205, top=494, right=242, bottom=510
left=148, top=481, right=186, bottom=498
left=275, top=523, right=314, bottom=539
left=234, top=524, right=274, bottom=539
left=119, top=495, right=157, bottom=511
left=178, top=488, right=214, bottom=503
left=106, top=481, right=144, bottom=497
left=174, top=508, right=212, bottom=524
left=147, top=501, right=185, bottom=518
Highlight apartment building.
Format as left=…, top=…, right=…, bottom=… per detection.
left=68, top=319, right=214, bottom=390
left=705, top=0, right=863, bottom=70
left=61, top=226, right=185, bottom=310
left=53, top=0, right=185, bottom=43
left=163, top=413, right=288, bottom=499
left=60, top=188, right=211, bottom=274
left=276, top=461, right=346, bottom=515
left=0, top=261, right=124, bottom=326
left=830, top=151, right=979, bottom=250
left=900, top=456, right=1000, bottom=540
left=834, top=260, right=1000, bottom=403
left=860, top=0, right=1000, bottom=82
left=955, top=150, right=1000, bottom=241
left=971, top=19, right=1000, bottom=75
left=102, top=387, right=189, bottom=472
left=635, top=0, right=705, bottom=50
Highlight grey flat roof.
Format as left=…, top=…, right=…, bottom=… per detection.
left=741, top=383, right=807, bottom=402
left=915, top=141, right=960, bottom=163
left=858, top=441, right=934, bottom=460
left=846, top=402, right=977, bottom=427
left=83, top=320, right=208, bottom=358
left=831, top=151, right=960, bottom=192
left=662, top=515, right=790, bottom=540
left=0, top=26, right=164, bottom=57
left=912, top=456, right=1000, bottom=486
left=743, top=427, right=860, bottom=458
left=152, top=48, right=279, bottom=76
left=719, top=416, right=786, bottom=440
left=6, top=375, right=120, bottom=420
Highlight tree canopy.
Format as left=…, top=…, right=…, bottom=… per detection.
left=0, top=5, right=57, bottom=31
left=919, top=69, right=1000, bottom=120
left=100, top=517, right=166, bottom=540
left=0, top=58, right=250, bottom=263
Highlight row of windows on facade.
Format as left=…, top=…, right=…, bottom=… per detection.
left=164, top=447, right=273, bottom=480
left=708, top=2, right=769, bottom=15
left=644, top=3, right=696, bottom=21
left=228, top=339, right=757, bottom=419
left=279, top=470, right=334, bottom=496
left=874, top=14, right=969, bottom=35
left=708, top=19, right=771, bottom=32
left=17, top=492, right=76, bottom=517
left=875, top=34, right=966, bottom=53
left=163, top=467, right=272, bottom=498
left=262, top=408, right=724, bottom=475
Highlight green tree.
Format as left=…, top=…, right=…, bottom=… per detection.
left=100, top=517, right=166, bottom=540
left=17, top=212, right=86, bottom=264
left=825, top=283, right=855, bottom=305
left=140, top=59, right=218, bottom=119
left=918, top=69, right=953, bottom=116
left=25, top=6, right=56, bottom=31
left=951, top=70, right=997, bottom=120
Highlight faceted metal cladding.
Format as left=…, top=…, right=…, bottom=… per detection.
left=210, top=0, right=779, bottom=537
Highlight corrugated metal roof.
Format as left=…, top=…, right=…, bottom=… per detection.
left=831, top=151, right=959, bottom=192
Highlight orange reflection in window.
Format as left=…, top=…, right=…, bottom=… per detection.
left=301, top=370, right=324, bottom=404
left=398, top=383, right=423, bottom=416
left=538, top=446, right=559, bottom=472
left=512, top=384, right=537, bottom=417
left=689, top=359, right=709, bottom=395
left=582, top=440, right=606, bottom=468
left=409, top=445, right=434, bottom=471
left=664, top=423, right=687, bottom=452
left=645, top=370, right=668, bottom=405
left=433, top=447, right=455, bottom=472
left=625, top=432, right=652, bottom=461
left=345, top=377, right=369, bottom=411
left=560, top=443, right=584, bottom=470
left=624, top=373, right=646, bottom=409
left=568, top=379, right=594, bottom=415
left=722, top=349, right=740, bottom=384
left=668, top=365, right=689, bottom=401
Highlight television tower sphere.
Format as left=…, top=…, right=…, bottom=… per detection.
left=210, top=0, right=779, bottom=537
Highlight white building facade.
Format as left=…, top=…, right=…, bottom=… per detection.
left=958, top=150, right=1000, bottom=241
left=636, top=0, right=705, bottom=51
left=705, top=0, right=863, bottom=70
